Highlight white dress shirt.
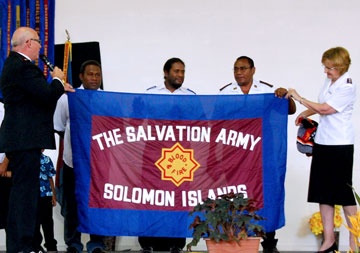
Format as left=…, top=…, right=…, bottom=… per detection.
left=53, top=86, right=100, bottom=167
left=146, top=83, right=196, bottom=95
left=219, top=79, right=274, bottom=94
left=315, top=72, right=356, bottom=145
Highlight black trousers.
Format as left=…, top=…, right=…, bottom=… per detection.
left=6, top=149, right=42, bottom=253
left=264, top=231, right=276, bottom=241
left=0, top=177, right=11, bottom=229
left=138, top=236, right=186, bottom=251
left=39, top=196, right=57, bottom=251
left=262, top=231, right=278, bottom=249
left=62, top=162, right=104, bottom=250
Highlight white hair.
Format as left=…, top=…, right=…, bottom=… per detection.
left=11, top=28, right=33, bottom=48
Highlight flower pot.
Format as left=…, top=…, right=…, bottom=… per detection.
left=205, top=237, right=261, bottom=253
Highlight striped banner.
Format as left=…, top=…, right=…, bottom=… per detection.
left=6, top=0, right=11, bottom=56
left=0, top=0, right=55, bottom=96
left=63, top=40, right=72, bottom=84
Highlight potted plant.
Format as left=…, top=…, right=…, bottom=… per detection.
left=187, top=192, right=265, bottom=253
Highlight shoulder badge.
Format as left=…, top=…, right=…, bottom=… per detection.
left=186, top=88, right=196, bottom=94
left=259, top=80, right=273, bottom=88
left=146, top=85, right=157, bottom=91
left=347, top=78, right=352, bottom=84
left=219, top=82, right=232, bottom=91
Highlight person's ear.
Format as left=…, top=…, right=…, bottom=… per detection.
left=252, top=67, right=256, bottom=75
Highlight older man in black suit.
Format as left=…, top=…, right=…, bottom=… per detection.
left=0, top=26, right=74, bottom=253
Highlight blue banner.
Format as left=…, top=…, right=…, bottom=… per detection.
left=69, top=90, right=288, bottom=237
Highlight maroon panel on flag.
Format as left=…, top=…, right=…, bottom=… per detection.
left=89, top=116, right=263, bottom=211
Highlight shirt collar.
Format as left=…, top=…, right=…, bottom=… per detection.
left=161, top=82, right=184, bottom=93
left=328, top=72, right=349, bottom=88
left=17, top=52, right=31, bottom=61
left=79, top=84, right=101, bottom=91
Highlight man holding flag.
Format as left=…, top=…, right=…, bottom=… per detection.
left=54, top=60, right=105, bottom=253
left=139, top=57, right=195, bottom=253
left=219, top=56, right=295, bottom=253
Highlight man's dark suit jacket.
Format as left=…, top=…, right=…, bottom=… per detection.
left=0, top=51, right=64, bottom=152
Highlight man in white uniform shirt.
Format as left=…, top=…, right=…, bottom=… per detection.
left=139, top=58, right=195, bottom=253
left=219, top=56, right=295, bottom=253
left=220, top=56, right=295, bottom=106
left=53, top=60, right=105, bottom=253
left=146, top=58, right=195, bottom=95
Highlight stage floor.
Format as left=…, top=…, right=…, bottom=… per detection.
left=75, top=251, right=323, bottom=253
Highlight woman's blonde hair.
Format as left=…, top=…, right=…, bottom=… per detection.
left=322, top=47, right=351, bottom=75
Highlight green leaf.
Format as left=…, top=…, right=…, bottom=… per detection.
left=349, top=185, right=360, bottom=206
left=188, top=192, right=265, bottom=244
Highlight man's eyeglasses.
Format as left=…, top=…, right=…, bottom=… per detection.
left=234, top=66, right=251, bottom=72
left=30, top=38, right=41, bottom=44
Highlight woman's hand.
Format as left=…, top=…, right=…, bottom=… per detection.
left=295, top=113, right=304, bottom=126
left=286, top=88, right=302, bottom=102
left=295, top=110, right=315, bottom=126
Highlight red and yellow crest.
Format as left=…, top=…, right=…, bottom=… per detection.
left=155, top=142, right=200, bottom=187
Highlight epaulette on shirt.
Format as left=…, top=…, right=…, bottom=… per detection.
left=186, top=88, right=196, bottom=94
left=219, top=83, right=232, bottom=91
left=347, top=78, right=352, bottom=84
left=146, top=85, right=157, bottom=91
left=259, top=80, right=273, bottom=88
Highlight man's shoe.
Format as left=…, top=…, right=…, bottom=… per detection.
left=92, top=248, right=106, bottom=253
left=262, top=238, right=280, bottom=253
left=170, top=247, right=183, bottom=253
left=141, top=247, right=153, bottom=253
left=263, top=247, right=280, bottom=253
left=66, top=247, right=78, bottom=253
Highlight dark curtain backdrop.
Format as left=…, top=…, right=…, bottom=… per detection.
left=55, top=41, right=103, bottom=89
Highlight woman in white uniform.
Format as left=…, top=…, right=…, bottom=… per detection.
left=287, top=47, right=357, bottom=252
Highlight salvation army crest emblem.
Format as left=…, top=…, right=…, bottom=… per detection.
left=155, top=142, right=200, bottom=186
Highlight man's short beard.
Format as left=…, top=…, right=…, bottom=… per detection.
left=169, top=81, right=182, bottom=90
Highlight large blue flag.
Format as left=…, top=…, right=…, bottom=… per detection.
left=69, top=90, right=288, bottom=237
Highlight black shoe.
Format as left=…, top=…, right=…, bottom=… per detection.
left=170, top=247, right=183, bottom=253
left=263, top=247, right=280, bottom=253
left=262, top=238, right=280, bottom=253
left=141, top=247, right=153, bottom=253
left=92, top=248, right=106, bottom=253
left=66, top=247, right=78, bottom=253
left=46, top=247, right=58, bottom=253
left=317, top=242, right=338, bottom=253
